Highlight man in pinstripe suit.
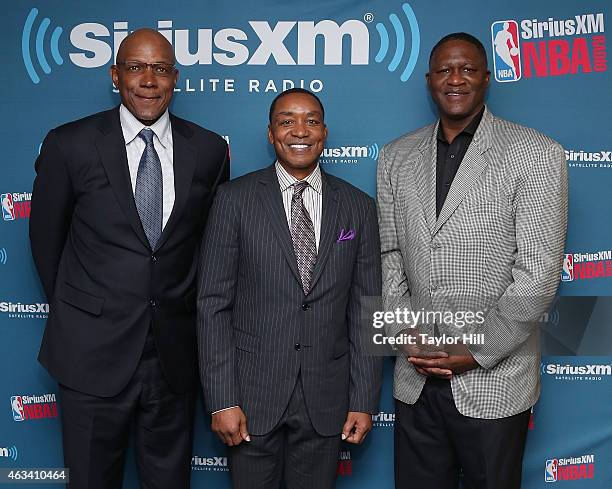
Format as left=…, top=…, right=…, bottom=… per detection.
left=377, top=33, right=567, bottom=488
left=198, top=88, right=383, bottom=489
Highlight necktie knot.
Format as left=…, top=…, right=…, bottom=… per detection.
left=138, top=128, right=155, bottom=145
left=293, top=181, right=309, bottom=199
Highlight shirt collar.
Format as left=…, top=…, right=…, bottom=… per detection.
left=275, top=162, right=322, bottom=195
left=119, top=104, right=171, bottom=149
left=437, top=106, right=485, bottom=143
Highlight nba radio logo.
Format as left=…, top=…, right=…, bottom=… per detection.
left=561, top=254, right=574, bottom=282
left=10, top=396, right=24, bottom=422
left=491, top=20, right=521, bottom=82
left=545, top=459, right=558, bottom=482
left=1, top=193, right=15, bottom=221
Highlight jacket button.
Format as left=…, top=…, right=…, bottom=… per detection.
left=150, top=299, right=157, bottom=307
left=294, top=343, right=301, bottom=351
left=302, top=303, right=310, bottom=311
left=151, top=255, right=157, bottom=262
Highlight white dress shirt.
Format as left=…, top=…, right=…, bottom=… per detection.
left=275, top=161, right=323, bottom=250
left=119, top=104, right=174, bottom=228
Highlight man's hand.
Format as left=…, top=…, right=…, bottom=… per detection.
left=409, top=353, right=479, bottom=378
left=396, top=331, right=451, bottom=378
left=342, top=412, right=373, bottom=444
left=211, top=407, right=250, bottom=446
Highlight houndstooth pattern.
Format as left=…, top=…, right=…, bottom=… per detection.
left=135, top=129, right=163, bottom=249
left=377, top=107, right=568, bottom=419
left=290, top=181, right=317, bottom=294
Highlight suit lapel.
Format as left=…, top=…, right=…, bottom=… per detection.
left=433, top=108, right=494, bottom=235
left=308, top=172, right=339, bottom=294
left=256, top=166, right=302, bottom=285
left=410, top=125, right=438, bottom=236
left=155, top=115, right=196, bottom=250
left=95, top=108, right=149, bottom=249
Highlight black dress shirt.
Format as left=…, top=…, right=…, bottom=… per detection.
left=436, top=108, right=485, bottom=217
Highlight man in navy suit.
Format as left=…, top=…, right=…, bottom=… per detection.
left=198, top=89, right=383, bottom=489
left=30, top=29, right=228, bottom=488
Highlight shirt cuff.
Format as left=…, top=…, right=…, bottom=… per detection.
left=212, top=405, right=239, bottom=415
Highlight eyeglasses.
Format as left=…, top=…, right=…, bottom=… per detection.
left=116, top=61, right=176, bottom=77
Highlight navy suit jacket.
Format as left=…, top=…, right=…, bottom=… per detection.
left=30, top=107, right=229, bottom=397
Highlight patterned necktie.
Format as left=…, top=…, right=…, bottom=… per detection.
left=290, top=181, right=317, bottom=294
left=135, top=128, right=163, bottom=250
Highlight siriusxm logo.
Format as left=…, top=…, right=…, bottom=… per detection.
left=0, top=302, right=49, bottom=314
left=22, top=3, right=420, bottom=84
left=565, top=150, right=612, bottom=162
left=541, top=363, right=612, bottom=376
left=0, top=302, right=49, bottom=321
left=0, top=445, right=18, bottom=461
left=191, top=455, right=229, bottom=471
left=322, top=144, right=379, bottom=160
left=372, top=411, right=395, bottom=427
left=0, top=248, right=6, bottom=265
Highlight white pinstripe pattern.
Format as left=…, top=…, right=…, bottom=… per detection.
left=377, top=107, right=568, bottom=419
left=197, top=165, right=383, bottom=436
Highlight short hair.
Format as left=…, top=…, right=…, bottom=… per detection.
left=429, top=32, right=488, bottom=68
left=268, top=88, right=325, bottom=123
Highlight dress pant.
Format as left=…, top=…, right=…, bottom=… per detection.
left=394, top=377, right=530, bottom=489
left=59, top=331, right=195, bottom=489
left=229, top=374, right=342, bottom=489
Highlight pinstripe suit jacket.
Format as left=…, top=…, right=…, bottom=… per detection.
left=198, top=165, right=383, bottom=436
left=377, top=107, right=568, bottom=419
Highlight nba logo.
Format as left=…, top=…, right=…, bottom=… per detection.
left=561, top=254, right=573, bottom=282
left=10, top=396, right=24, bottom=422
left=1, top=193, right=15, bottom=221
left=545, top=459, right=558, bottom=482
left=491, top=20, right=521, bottom=82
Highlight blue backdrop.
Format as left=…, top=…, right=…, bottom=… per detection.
left=1, top=1, right=611, bottom=487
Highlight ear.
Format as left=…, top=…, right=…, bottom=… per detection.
left=267, top=125, right=273, bottom=145
left=110, top=65, right=119, bottom=88
left=484, top=70, right=491, bottom=87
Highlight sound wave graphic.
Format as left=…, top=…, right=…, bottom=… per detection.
left=368, top=143, right=379, bottom=160
left=374, top=3, right=420, bottom=82
left=0, top=248, right=7, bottom=265
left=8, top=445, right=18, bottom=461
left=22, top=8, right=64, bottom=84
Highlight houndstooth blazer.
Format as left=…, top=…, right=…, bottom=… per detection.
left=377, top=107, right=568, bottom=419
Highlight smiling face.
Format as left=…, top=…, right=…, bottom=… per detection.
left=426, top=39, right=490, bottom=128
left=268, top=92, right=328, bottom=179
left=110, top=29, right=178, bottom=125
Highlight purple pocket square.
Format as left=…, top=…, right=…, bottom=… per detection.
left=337, top=228, right=356, bottom=242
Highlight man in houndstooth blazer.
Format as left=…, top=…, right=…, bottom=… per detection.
left=377, top=33, right=568, bottom=489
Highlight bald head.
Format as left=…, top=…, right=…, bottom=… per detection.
left=116, top=28, right=175, bottom=65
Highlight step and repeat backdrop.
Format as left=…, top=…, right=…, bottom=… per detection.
left=2, top=1, right=611, bottom=487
